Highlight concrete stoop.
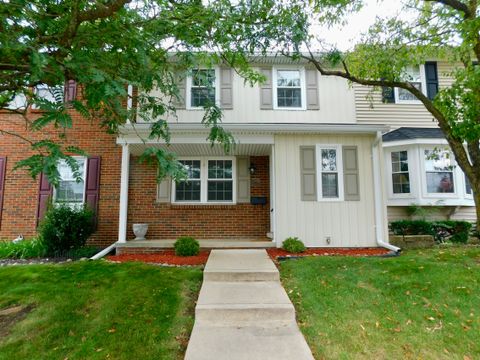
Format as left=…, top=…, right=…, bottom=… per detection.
left=185, top=249, right=314, bottom=360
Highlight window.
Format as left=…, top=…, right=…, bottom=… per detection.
left=316, top=145, right=343, bottom=200
left=207, top=160, right=233, bottom=201
left=32, top=84, right=65, bottom=109
left=465, top=174, right=472, bottom=195
left=391, top=151, right=410, bottom=194
left=424, top=149, right=455, bottom=193
left=175, top=160, right=201, bottom=202
left=188, top=69, right=217, bottom=108
left=395, top=65, right=425, bottom=103
left=173, top=158, right=236, bottom=203
left=273, top=68, right=305, bottom=109
left=54, top=158, right=86, bottom=206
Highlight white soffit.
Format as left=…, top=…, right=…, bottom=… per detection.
left=128, top=143, right=272, bottom=156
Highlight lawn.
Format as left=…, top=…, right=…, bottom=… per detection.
left=0, top=261, right=202, bottom=360
left=280, top=247, right=480, bottom=360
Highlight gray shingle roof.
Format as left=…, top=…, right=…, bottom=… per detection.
left=383, top=127, right=445, bottom=142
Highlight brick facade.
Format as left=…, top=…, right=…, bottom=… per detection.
left=127, top=155, right=271, bottom=240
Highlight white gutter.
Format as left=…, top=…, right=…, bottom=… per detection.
left=90, top=242, right=118, bottom=260
left=372, top=131, right=401, bottom=253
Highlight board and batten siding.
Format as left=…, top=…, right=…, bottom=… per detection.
left=274, top=134, right=379, bottom=247
left=354, top=62, right=455, bottom=128
left=146, top=68, right=357, bottom=124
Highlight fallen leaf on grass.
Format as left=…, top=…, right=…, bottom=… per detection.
left=108, top=328, right=116, bottom=333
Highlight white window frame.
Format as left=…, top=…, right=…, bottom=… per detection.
left=171, top=156, right=236, bottom=204
left=185, top=68, right=220, bottom=110
left=389, top=149, right=412, bottom=197
left=53, top=157, right=87, bottom=207
left=421, top=147, right=459, bottom=199
left=32, top=84, right=65, bottom=110
left=315, top=144, right=344, bottom=201
left=272, top=66, right=306, bottom=110
left=394, top=65, right=427, bottom=104
left=463, top=173, right=474, bottom=199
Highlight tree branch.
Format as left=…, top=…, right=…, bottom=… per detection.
left=424, top=0, right=472, bottom=17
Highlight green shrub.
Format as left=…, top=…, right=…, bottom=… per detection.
left=39, top=205, right=95, bottom=256
left=389, top=220, right=434, bottom=237
left=282, top=237, right=306, bottom=253
left=0, top=238, right=46, bottom=259
left=174, top=237, right=200, bottom=256
left=390, top=220, right=473, bottom=244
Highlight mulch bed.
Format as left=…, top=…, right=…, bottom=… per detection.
left=106, top=250, right=211, bottom=266
left=267, top=247, right=391, bottom=261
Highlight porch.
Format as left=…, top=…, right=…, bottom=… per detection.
left=116, top=125, right=275, bottom=248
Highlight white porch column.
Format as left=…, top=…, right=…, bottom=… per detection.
left=118, top=143, right=130, bottom=243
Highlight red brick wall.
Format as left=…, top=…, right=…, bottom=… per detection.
left=127, top=155, right=270, bottom=240
left=0, top=110, right=121, bottom=246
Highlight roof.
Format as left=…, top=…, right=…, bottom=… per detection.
left=382, top=127, right=445, bottom=142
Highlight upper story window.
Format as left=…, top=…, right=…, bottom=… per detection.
left=273, top=68, right=306, bottom=110
left=424, top=149, right=454, bottom=193
left=316, top=145, right=344, bottom=200
left=186, top=69, right=218, bottom=109
left=173, top=157, right=236, bottom=203
left=394, top=65, right=426, bottom=104
left=391, top=150, right=410, bottom=194
left=54, top=158, right=86, bottom=206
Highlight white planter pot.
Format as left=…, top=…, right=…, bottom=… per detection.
left=133, top=223, right=148, bottom=240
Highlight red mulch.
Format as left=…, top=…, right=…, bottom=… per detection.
left=106, top=250, right=210, bottom=266
left=267, top=247, right=390, bottom=261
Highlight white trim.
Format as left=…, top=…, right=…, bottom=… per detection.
left=171, top=156, right=237, bottom=204
left=421, top=147, right=458, bottom=199
left=315, top=144, right=344, bottom=202
left=185, top=67, right=220, bottom=110
left=118, top=144, right=130, bottom=243
left=52, top=156, right=87, bottom=207
left=270, top=145, right=276, bottom=242
left=394, top=64, right=427, bottom=104
left=272, top=66, right=307, bottom=111
left=385, top=147, right=416, bottom=200
left=383, top=139, right=448, bottom=148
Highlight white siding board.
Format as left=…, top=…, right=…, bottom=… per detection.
left=274, top=134, right=377, bottom=247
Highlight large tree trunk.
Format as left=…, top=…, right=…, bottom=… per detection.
left=474, top=184, right=480, bottom=234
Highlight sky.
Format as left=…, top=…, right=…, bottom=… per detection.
left=311, top=0, right=405, bottom=50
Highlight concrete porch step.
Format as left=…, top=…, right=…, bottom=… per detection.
left=195, top=281, right=295, bottom=324
left=203, top=249, right=279, bottom=282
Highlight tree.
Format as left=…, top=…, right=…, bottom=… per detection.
left=298, top=0, right=480, bottom=232
left=0, top=0, right=308, bottom=183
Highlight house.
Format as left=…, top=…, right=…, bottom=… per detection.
left=0, top=56, right=475, bottom=251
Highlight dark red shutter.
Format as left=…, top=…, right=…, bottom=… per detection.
left=85, top=156, right=101, bottom=224
left=0, top=157, right=6, bottom=229
left=64, top=80, right=77, bottom=102
left=36, top=172, right=53, bottom=226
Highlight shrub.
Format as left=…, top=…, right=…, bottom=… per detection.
left=282, top=237, right=306, bottom=253
left=389, top=220, right=434, bottom=237
left=389, top=220, right=473, bottom=244
left=174, top=237, right=200, bottom=256
left=0, top=238, right=46, bottom=259
left=39, top=205, right=95, bottom=256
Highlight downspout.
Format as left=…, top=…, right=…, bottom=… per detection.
left=90, top=242, right=118, bottom=260
left=372, top=131, right=401, bottom=254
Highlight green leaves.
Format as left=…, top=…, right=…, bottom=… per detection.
left=138, top=147, right=187, bottom=183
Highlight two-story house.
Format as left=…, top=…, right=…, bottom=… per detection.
left=0, top=56, right=475, bottom=251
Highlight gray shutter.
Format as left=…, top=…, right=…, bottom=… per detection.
left=173, top=72, right=186, bottom=109
left=237, top=157, right=250, bottom=203
left=259, top=68, right=273, bottom=110
left=300, top=146, right=317, bottom=201
left=157, top=178, right=171, bottom=203
left=425, top=62, right=438, bottom=100
left=220, top=67, right=233, bottom=109
left=343, top=146, right=360, bottom=201
left=306, top=69, right=320, bottom=110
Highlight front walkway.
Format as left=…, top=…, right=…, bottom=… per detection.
left=185, top=249, right=314, bottom=360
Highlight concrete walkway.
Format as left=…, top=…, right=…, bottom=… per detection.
left=185, top=249, right=314, bottom=360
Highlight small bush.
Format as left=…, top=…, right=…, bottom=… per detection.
left=389, top=220, right=473, bottom=244
left=39, top=205, right=95, bottom=256
left=174, top=237, right=200, bottom=256
left=282, top=237, right=306, bottom=253
left=0, top=238, right=46, bottom=259
left=389, top=220, right=434, bottom=237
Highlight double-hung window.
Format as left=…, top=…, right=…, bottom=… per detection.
left=54, top=158, right=86, bottom=206
left=465, top=174, right=473, bottom=196
left=316, top=145, right=343, bottom=200
left=391, top=151, right=410, bottom=194
left=273, top=68, right=305, bottom=109
left=424, top=149, right=455, bottom=193
left=395, top=65, right=426, bottom=103
left=187, top=69, right=217, bottom=108
left=173, top=158, right=235, bottom=203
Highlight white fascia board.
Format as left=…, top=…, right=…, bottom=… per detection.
left=382, top=139, right=449, bottom=148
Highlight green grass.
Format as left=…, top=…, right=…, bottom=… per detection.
left=0, top=261, right=202, bottom=360
left=0, top=238, right=47, bottom=259
left=280, top=247, right=480, bottom=360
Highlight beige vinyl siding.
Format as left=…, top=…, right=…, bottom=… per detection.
left=274, top=134, right=378, bottom=247
left=387, top=206, right=477, bottom=223
left=146, top=68, right=357, bottom=124
left=355, top=62, right=456, bottom=128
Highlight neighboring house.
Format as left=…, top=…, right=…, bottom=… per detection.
left=0, top=56, right=475, bottom=250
